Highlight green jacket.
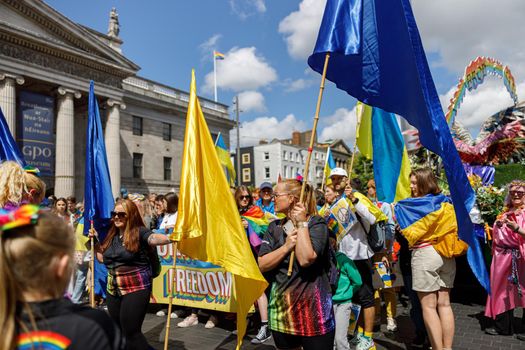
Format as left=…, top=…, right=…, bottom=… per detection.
left=332, top=252, right=363, bottom=304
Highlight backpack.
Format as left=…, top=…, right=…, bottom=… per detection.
left=326, top=244, right=340, bottom=295
left=356, top=214, right=388, bottom=253
left=147, top=246, right=161, bottom=278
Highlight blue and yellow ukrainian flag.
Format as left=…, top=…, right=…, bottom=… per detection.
left=215, top=132, right=236, bottom=187
left=394, top=194, right=457, bottom=247
left=356, top=102, right=411, bottom=203
left=323, top=147, right=336, bottom=185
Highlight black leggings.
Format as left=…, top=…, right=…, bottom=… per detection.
left=106, top=289, right=151, bottom=350
left=272, top=330, right=335, bottom=350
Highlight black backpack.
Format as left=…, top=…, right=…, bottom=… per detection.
left=147, top=246, right=161, bottom=278
left=356, top=214, right=387, bottom=253
left=326, top=244, right=340, bottom=295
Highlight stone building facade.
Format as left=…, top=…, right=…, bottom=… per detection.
left=0, top=0, right=234, bottom=198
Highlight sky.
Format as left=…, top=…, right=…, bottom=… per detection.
left=47, top=0, right=525, bottom=149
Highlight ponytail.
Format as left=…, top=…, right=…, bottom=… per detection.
left=282, top=179, right=318, bottom=216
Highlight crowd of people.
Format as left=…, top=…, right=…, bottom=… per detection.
left=0, top=158, right=524, bottom=350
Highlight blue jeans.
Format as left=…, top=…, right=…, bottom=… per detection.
left=71, top=263, right=88, bottom=304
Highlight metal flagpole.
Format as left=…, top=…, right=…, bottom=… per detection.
left=213, top=51, right=218, bottom=102
left=288, top=52, right=330, bottom=276
left=235, top=95, right=241, bottom=186
left=348, top=108, right=363, bottom=178
left=163, top=241, right=178, bottom=350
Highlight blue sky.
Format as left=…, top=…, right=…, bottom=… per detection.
left=47, top=0, right=524, bottom=148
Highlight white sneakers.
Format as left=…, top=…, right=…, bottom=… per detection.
left=177, top=315, right=198, bottom=328
left=205, top=315, right=218, bottom=329
left=386, top=317, right=398, bottom=332
left=156, top=310, right=181, bottom=319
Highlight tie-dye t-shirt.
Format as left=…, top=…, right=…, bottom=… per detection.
left=259, top=216, right=335, bottom=337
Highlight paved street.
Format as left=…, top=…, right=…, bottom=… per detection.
left=143, top=301, right=525, bottom=350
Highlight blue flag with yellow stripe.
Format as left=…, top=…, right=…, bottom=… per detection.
left=215, top=132, right=236, bottom=187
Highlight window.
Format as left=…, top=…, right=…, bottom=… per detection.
left=289, top=151, right=293, bottom=160
left=242, top=153, right=250, bottom=164
left=284, top=165, right=288, bottom=178
left=283, top=151, right=287, bottom=160
left=163, top=157, right=172, bottom=181
left=133, top=153, right=143, bottom=178
left=132, top=116, right=143, bottom=136
left=162, top=123, right=171, bottom=141
left=315, top=152, right=319, bottom=160
left=296, top=153, right=300, bottom=163
left=242, top=168, right=251, bottom=182
left=265, top=167, right=270, bottom=179
left=264, top=152, right=270, bottom=160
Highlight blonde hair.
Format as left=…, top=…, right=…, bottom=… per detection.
left=0, top=210, right=75, bottom=350
left=0, top=161, right=46, bottom=207
left=282, top=179, right=318, bottom=216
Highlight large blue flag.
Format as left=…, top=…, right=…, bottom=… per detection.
left=308, top=0, right=489, bottom=291
left=0, top=106, right=26, bottom=165
left=83, top=81, right=114, bottom=241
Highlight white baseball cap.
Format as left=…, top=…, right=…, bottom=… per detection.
left=329, top=167, right=348, bottom=178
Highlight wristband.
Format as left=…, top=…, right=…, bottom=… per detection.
left=352, top=198, right=359, bottom=205
left=298, top=221, right=308, bottom=228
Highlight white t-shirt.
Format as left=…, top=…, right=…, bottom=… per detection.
left=159, top=212, right=178, bottom=230
left=338, top=201, right=376, bottom=260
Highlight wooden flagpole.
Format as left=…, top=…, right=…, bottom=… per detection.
left=89, top=221, right=95, bottom=308
left=288, top=52, right=330, bottom=276
left=163, top=241, right=179, bottom=350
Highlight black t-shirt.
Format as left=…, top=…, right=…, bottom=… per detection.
left=16, top=298, right=124, bottom=350
left=103, top=227, right=152, bottom=270
left=258, top=215, right=335, bottom=336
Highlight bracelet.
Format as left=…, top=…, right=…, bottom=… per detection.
left=297, top=221, right=309, bottom=228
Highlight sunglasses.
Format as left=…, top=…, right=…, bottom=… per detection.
left=111, top=211, right=127, bottom=219
left=510, top=191, right=525, bottom=197
left=239, top=195, right=251, bottom=200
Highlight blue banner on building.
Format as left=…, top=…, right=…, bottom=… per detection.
left=17, top=91, right=55, bottom=176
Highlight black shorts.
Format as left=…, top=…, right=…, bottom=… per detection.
left=353, top=258, right=375, bottom=308
left=272, top=330, right=335, bottom=350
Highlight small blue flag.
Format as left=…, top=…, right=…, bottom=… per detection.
left=0, top=106, right=25, bottom=165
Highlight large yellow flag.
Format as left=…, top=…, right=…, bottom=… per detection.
left=170, top=70, right=268, bottom=348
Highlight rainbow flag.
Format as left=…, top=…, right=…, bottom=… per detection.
left=214, top=51, right=225, bottom=60
left=356, top=102, right=411, bottom=203
left=241, top=206, right=270, bottom=237
left=323, top=147, right=336, bottom=186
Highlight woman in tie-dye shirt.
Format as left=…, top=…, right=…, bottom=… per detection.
left=258, top=179, right=335, bottom=350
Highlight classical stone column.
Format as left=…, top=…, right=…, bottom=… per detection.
left=54, top=87, right=81, bottom=197
left=0, top=73, right=24, bottom=136
left=105, top=99, right=125, bottom=199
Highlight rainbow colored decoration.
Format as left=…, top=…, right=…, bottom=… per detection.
left=17, top=331, right=71, bottom=350
left=446, top=56, right=518, bottom=127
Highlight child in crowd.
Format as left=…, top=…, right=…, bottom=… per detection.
left=332, top=237, right=363, bottom=350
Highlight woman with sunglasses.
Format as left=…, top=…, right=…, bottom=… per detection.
left=485, top=180, right=525, bottom=339
left=258, top=179, right=335, bottom=350
left=233, top=186, right=272, bottom=343
left=93, top=199, right=171, bottom=350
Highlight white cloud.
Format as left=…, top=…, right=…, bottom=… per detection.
left=278, top=0, right=326, bottom=60
left=229, top=0, right=266, bottom=20
left=230, top=114, right=307, bottom=147
left=319, top=107, right=358, bottom=146
left=199, top=34, right=222, bottom=53
left=439, top=79, right=525, bottom=135
left=203, top=47, right=278, bottom=93
left=237, top=90, right=266, bottom=113
left=283, top=78, right=314, bottom=93
left=412, top=0, right=525, bottom=78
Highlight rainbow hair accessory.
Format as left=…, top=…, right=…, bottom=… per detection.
left=0, top=204, right=39, bottom=232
